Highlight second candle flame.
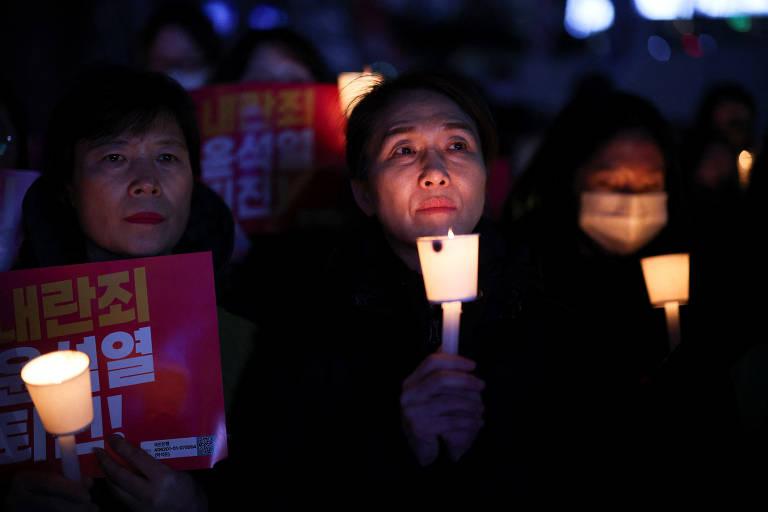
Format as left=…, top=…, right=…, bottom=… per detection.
left=448, top=228, right=455, bottom=239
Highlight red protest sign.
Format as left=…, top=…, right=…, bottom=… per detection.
left=191, top=82, right=347, bottom=234
left=0, top=252, right=226, bottom=475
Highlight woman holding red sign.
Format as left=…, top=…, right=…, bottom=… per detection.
left=5, top=68, right=253, bottom=512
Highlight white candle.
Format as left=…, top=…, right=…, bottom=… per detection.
left=57, top=433, right=81, bottom=481
left=664, top=301, right=681, bottom=351
left=441, top=301, right=462, bottom=355
left=337, top=71, right=383, bottom=117
left=738, top=149, right=754, bottom=190
left=21, top=350, right=93, bottom=480
left=640, top=253, right=690, bottom=351
left=416, top=231, right=479, bottom=303
left=417, top=230, right=479, bottom=355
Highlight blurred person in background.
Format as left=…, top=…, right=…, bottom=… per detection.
left=139, top=1, right=221, bottom=90
left=214, top=27, right=328, bottom=84
left=0, top=78, right=29, bottom=171
left=503, top=90, right=685, bottom=378
left=502, top=89, right=740, bottom=502
left=725, top=126, right=768, bottom=502
left=1, top=77, right=36, bottom=271
left=212, top=26, right=355, bottom=330
left=693, top=83, right=757, bottom=154
left=682, top=84, right=757, bottom=236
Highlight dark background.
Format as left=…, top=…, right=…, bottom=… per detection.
left=2, top=0, right=766, bottom=169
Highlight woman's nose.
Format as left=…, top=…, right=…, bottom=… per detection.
left=129, top=173, right=161, bottom=197
left=419, top=151, right=451, bottom=188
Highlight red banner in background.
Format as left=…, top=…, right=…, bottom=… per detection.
left=191, top=83, right=347, bottom=234
left=0, top=252, right=226, bottom=476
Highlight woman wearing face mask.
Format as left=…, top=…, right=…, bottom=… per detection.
left=505, top=91, right=682, bottom=377
left=503, top=90, right=739, bottom=501
left=139, top=2, right=221, bottom=91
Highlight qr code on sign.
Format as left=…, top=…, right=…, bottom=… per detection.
left=196, top=435, right=214, bottom=456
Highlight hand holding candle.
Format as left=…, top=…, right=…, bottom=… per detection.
left=417, top=229, right=479, bottom=355
left=640, top=253, right=690, bottom=351
left=21, top=350, right=93, bottom=481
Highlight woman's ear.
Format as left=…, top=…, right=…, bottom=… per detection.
left=350, top=179, right=376, bottom=216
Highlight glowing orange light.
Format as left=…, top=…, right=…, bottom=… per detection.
left=738, top=150, right=754, bottom=189
left=337, top=70, right=383, bottom=118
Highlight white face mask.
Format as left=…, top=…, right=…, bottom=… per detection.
left=165, top=68, right=209, bottom=90
left=579, top=191, right=668, bottom=255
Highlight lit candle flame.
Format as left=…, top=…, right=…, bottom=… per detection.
left=738, top=150, right=754, bottom=190
left=448, top=228, right=455, bottom=239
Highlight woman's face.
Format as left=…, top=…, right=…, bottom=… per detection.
left=352, top=90, right=487, bottom=247
left=70, top=116, right=193, bottom=257
left=712, top=100, right=753, bottom=149
left=147, top=25, right=210, bottom=89
left=578, top=133, right=666, bottom=193
left=242, top=45, right=314, bottom=83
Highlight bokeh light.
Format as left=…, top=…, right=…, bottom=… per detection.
left=565, top=0, right=615, bottom=39
left=648, top=35, right=672, bottom=61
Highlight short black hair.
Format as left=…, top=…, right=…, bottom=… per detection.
left=215, top=28, right=329, bottom=83
left=43, top=66, right=202, bottom=186
left=345, top=71, right=498, bottom=181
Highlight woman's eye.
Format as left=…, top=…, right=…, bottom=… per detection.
left=103, top=154, right=124, bottom=162
left=158, top=153, right=179, bottom=162
left=392, top=146, right=414, bottom=156
left=449, top=141, right=468, bottom=151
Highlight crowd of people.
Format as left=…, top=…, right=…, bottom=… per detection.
left=2, top=2, right=765, bottom=510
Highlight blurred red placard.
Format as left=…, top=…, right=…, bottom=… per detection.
left=191, top=82, right=347, bottom=234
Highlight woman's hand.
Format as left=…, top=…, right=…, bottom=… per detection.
left=6, top=470, right=96, bottom=512
left=400, top=353, right=485, bottom=466
left=95, top=435, right=206, bottom=512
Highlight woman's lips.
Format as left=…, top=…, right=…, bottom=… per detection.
left=124, top=212, right=165, bottom=224
left=416, top=197, right=457, bottom=213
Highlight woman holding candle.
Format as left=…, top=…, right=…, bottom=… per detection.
left=6, top=67, right=254, bottom=512
left=502, top=88, right=739, bottom=500
left=503, top=90, right=684, bottom=371
left=345, top=74, right=491, bottom=470
left=219, top=72, right=590, bottom=508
